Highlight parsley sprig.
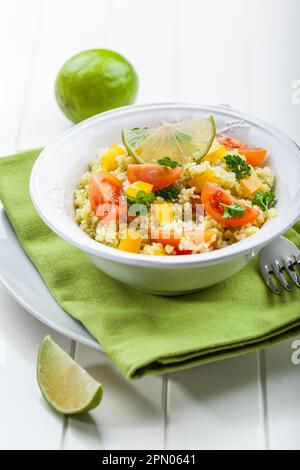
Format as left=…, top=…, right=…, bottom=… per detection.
left=154, top=185, right=180, bottom=201
left=157, top=157, right=181, bottom=169
left=220, top=202, right=247, bottom=219
left=125, top=190, right=155, bottom=209
left=252, top=191, right=276, bottom=211
left=225, top=154, right=251, bottom=181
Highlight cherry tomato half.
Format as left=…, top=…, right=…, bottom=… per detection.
left=151, top=229, right=216, bottom=255
left=201, top=182, right=260, bottom=227
left=89, top=172, right=127, bottom=221
left=127, top=164, right=183, bottom=191
left=218, top=136, right=267, bottom=166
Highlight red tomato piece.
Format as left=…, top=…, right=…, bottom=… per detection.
left=218, top=136, right=267, bottom=166
left=89, top=172, right=127, bottom=221
left=175, top=250, right=191, bottom=255
left=127, top=164, right=183, bottom=191
left=218, top=136, right=245, bottom=150
left=151, top=229, right=215, bottom=255
left=151, top=230, right=181, bottom=250
left=201, top=182, right=260, bottom=227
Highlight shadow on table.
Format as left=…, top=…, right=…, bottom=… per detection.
left=87, top=362, right=162, bottom=420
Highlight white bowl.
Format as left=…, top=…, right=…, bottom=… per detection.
left=30, top=103, right=300, bottom=295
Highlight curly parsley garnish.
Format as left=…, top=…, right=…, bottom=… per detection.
left=252, top=191, right=276, bottom=211
left=154, top=185, right=180, bottom=201
left=224, top=154, right=251, bottom=181
left=157, top=157, right=181, bottom=169
left=125, top=190, right=155, bottom=209
left=220, top=202, right=247, bottom=219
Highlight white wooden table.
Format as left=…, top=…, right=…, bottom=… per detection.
left=1, top=0, right=300, bottom=450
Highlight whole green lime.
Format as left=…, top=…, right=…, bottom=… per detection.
left=55, top=49, right=138, bottom=123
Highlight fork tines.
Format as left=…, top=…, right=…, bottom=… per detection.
left=261, top=255, right=300, bottom=295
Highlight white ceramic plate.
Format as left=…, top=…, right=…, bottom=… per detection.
left=0, top=205, right=102, bottom=351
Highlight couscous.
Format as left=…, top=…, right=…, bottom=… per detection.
left=74, top=116, right=277, bottom=256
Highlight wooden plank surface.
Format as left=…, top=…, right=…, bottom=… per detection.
left=64, top=345, right=165, bottom=450
left=0, top=0, right=69, bottom=450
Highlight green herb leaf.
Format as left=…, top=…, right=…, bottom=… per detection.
left=154, top=185, right=180, bottom=201
left=252, top=191, right=276, bottom=211
left=157, top=157, right=181, bottom=168
left=220, top=202, right=247, bottom=219
left=125, top=190, right=155, bottom=209
left=224, top=154, right=251, bottom=181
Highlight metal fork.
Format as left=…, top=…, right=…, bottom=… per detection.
left=259, top=236, right=300, bottom=294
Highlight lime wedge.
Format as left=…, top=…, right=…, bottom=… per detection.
left=122, top=115, right=216, bottom=164
left=37, top=336, right=103, bottom=415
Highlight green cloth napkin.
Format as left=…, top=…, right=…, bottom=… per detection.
left=1, top=149, right=300, bottom=379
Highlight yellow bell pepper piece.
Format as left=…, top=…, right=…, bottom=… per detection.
left=240, top=172, right=264, bottom=198
left=153, top=203, right=174, bottom=225
left=203, top=144, right=227, bottom=163
left=118, top=229, right=143, bottom=253
left=127, top=181, right=153, bottom=198
left=189, top=169, right=220, bottom=192
left=101, top=144, right=126, bottom=172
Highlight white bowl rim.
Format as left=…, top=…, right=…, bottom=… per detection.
left=30, top=102, right=300, bottom=269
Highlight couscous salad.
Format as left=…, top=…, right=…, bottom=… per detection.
left=74, top=116, right=276, bottom=256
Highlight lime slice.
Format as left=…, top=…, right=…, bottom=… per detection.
left=122, top=115, right=216, bottom=164
left=37, top=336, right=103, bottom=415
